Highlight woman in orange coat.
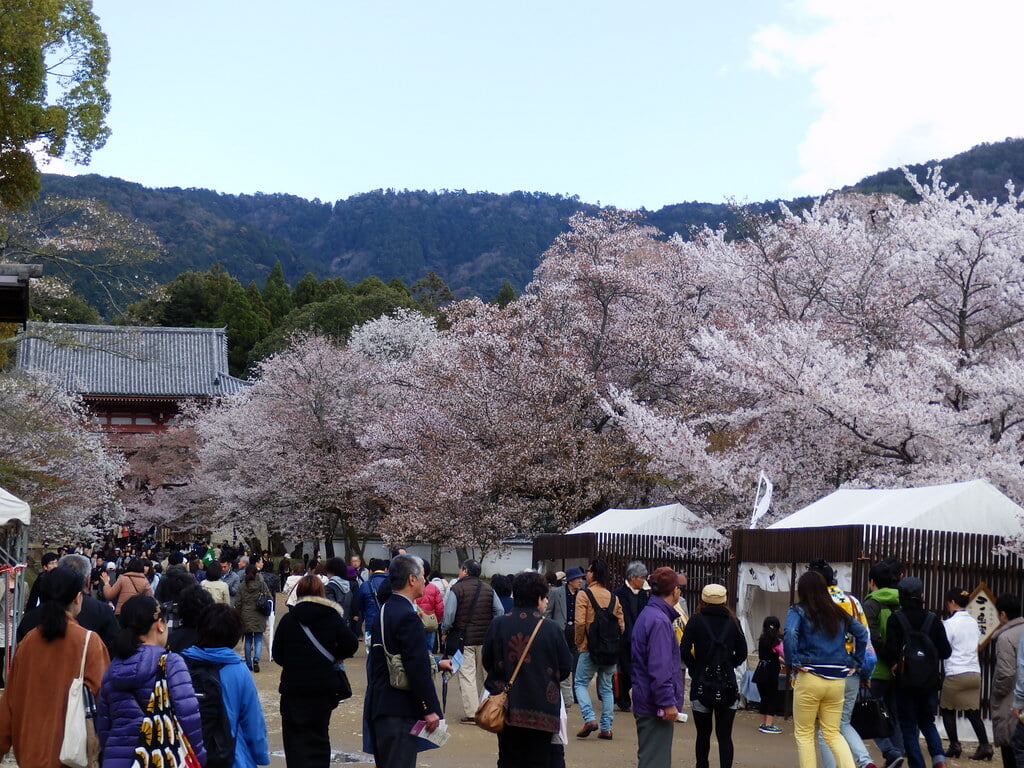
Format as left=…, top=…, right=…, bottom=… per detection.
left=0, top=567, right=110, bottom=767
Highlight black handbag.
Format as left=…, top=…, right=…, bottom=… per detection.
left=850, top=687, right=894, bottom=739
left=751, top=659, right=774, bottom=685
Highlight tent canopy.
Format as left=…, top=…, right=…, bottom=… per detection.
left=767, top=479, right=1023, bottom=538
left=0, top=487, right=29, bottom=526
left=567, top=502, right=723, bottom=540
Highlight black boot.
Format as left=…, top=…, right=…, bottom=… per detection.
left=947, top=741, right=962, bottom=758
left=970, top=743, right=994, bottom=761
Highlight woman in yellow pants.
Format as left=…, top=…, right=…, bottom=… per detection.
left=783, top=571, right=869, bottom=768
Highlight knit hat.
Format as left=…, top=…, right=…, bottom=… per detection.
left=648, top=566, right=679, bottom=596
left=701, top=583, right=727, bottom=605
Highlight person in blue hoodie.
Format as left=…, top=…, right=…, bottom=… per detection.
left=182, top=603, right=270, bottom=768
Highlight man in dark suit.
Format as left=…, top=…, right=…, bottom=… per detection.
left=367, top=554, right=452, bottom=768
left=613, top=560, right=650, bottom=712
left=17, top=553, right=119, bottom=651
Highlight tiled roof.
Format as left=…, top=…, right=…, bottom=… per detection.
left=16, top=323, right=250, bottom=398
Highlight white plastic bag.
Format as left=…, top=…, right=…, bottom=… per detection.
left=59, top=631, right=92, bottom=768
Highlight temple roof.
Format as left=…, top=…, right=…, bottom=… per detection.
left=16, top=323, right=250, bottom=398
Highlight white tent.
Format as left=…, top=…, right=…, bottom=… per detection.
left=0, top=486, right=29, bottom=526
left=766, top=479, right=1022, bottom=537
left=736, top=480, right=1024, bottom=643
left=566, top=502, right=723, bottom=541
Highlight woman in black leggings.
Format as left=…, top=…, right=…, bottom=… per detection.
left=681, top=584, right=748, bottom=768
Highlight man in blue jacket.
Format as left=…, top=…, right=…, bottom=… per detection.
left=366, top=555, right=452, bottom=768
left=353, top=558, right=390, bottom=641
left=630, top=566, right=685, bottom=768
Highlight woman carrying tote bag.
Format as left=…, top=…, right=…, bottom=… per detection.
left=0, top=567, right=110, bottom=768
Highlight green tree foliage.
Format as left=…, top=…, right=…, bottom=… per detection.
left=217, top=289, right=270, bottom=374
left=490, top=280, right=516, bottom=308
left=248, top=275, right=420, bottom=363
left=261, top=261, right=293, bottom=325
left=293, top=272, right=320, bottom=308
left=119, top=265, right=268, bottom=376
left=245, top=281, right=271, bottom=322
left=0, top=0, right=111, bottom=207
left=411, top=271, right=454, bottom=312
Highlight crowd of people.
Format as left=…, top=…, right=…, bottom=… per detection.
left=0, top=538, right=1020, bottom=768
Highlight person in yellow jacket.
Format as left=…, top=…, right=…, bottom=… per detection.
left=573, top=558, right=625, bottom=740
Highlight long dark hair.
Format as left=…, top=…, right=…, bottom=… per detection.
left=112, top=594, right=162, bottom=659
left=39, top=567, right=83, bottom=641
left=244, top=563, right=258, bottom=582
left=759, top=616, right=781, bottom=645
left=796, top=570, right=848, bottom=637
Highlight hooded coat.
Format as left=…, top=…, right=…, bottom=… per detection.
left=180, top=646, right=270, bottom=768
left=95, top=644, right=206, bottom=768
left=273, top=596, right=358, bottom=697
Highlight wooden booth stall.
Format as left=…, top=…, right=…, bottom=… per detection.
left=533, top=502, right=730, bottom=617
left=733, top=480, right=1024, bottom=717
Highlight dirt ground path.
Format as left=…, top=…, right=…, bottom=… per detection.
left=255, top=635, right=981, bottom=768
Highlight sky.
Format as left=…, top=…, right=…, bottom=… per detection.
left=47, top=0, right=1024, bottom=210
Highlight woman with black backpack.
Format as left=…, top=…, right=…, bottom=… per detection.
left=784, top=570, right=868, bottom=768
left=681, top=583, right=748, bottom=768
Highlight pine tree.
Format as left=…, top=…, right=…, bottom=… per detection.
left=261, top=262, right=294, bottom=326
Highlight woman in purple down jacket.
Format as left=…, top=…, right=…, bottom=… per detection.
left=96, top=594, right=206, bottom=768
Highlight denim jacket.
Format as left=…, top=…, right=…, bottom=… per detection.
left=784, top=604, right=867, bottom=673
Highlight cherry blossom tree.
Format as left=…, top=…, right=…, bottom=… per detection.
left=194, top=334, right=388, bottom=552
left=188, top=170, right=1024, bottom=553
left=0, top=371, right=125, bottom=541
left=607, top=169, right=1024, bottom=533
left=363, top=297, right=640, bottom=553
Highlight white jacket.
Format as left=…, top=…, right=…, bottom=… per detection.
left=943, top=609, right=981, bottom=676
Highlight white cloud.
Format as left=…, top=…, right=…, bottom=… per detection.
left=751, top=0, right=1024, bottom=195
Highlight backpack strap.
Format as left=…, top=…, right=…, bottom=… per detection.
left=584, top=588, right=615, bottom=616
left=894, top=610, right=911, bottom=635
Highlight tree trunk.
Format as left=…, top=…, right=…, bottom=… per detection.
left=430, top=542, right=442, bottom=576
left=323, top=511, right=342, bottom=557
left=455, top=546, right=469, bottom=568
left=268, top=530, right=285, bottom=557
left=344, top=525, right=363, bottom=559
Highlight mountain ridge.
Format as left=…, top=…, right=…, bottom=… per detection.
left=38, top=136, right=1024, bottom=300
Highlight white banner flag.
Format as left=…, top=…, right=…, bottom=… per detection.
left=750, top=471, right=773, bottom=528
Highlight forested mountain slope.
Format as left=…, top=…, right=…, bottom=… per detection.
left=39, top=137, right=1024, bottom=299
